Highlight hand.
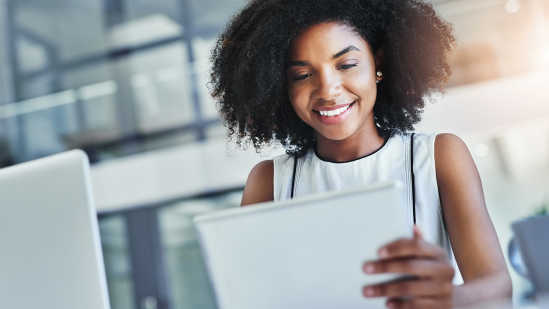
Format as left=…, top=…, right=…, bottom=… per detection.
left=362, top=226, right=455, bottom=309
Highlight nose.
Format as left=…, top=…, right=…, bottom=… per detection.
left=315, top=68, right=342, bottom=102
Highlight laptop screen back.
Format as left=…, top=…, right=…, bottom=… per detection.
left=0, top=150, right=110, bottom=309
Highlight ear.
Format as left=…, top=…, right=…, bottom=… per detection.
left=374, top=48, right=384, bottom=69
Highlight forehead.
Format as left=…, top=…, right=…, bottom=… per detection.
left=289, top=22, right=372, bottom=59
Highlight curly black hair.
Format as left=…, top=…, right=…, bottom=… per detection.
left=210, top=0, right=455, bottom=156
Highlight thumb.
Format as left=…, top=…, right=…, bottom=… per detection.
left=413, top=225, right=424, bottom=240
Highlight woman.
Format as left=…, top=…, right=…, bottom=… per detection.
left=210, top=0, right=512, bottom=307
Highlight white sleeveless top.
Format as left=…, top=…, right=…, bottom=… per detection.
left=273, top=132, right=464, bottom=284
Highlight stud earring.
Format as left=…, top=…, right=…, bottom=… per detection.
left=376, top=71, right=383, bottom=84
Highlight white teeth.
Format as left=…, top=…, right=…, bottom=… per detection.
left=318, top=104, right=351, bottom=117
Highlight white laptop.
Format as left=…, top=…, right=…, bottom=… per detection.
left=0, top=150, right=110, bottom=309
left=194, top=181, right=412, bottom=309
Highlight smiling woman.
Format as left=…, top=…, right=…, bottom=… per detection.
left=210, top=0, right=513, bottom=308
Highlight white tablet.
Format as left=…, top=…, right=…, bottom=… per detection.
left=194, top=181, right=412, bottom=309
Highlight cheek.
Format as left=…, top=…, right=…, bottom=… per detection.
left=288, top=85, right=311, bottom=115
left=345, top=70, right=377, bottom=102
left=288, top=83, right=305, bottom=100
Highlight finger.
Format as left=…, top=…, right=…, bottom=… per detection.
left=413, top=225, right=423, bottom=240
left=363, top=279, right=453, bottom=298
left=386, top=296, right=453, bottom=309
left=377, top=238, right=447, bottom=260
left=363, top=259, right=455, bottom=279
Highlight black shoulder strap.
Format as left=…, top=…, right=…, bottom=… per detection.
left=290, top=155, right=298, bottom=199
left=410, top=133, right=416, bottom=225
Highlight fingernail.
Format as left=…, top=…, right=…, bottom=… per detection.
left=364, top=263, right=375, bottom=273
left=363, top=287, right=375, bottom=296
left=413, top=225, right=423, bottom=237
left=378, top=248, right=389, bottom=258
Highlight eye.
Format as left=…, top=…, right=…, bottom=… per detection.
left=338, top=63, right=358, bottom=70
left=292, top=73, right=312, bottom=81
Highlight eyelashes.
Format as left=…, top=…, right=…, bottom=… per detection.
left=293, top=73, right=312, bottom=81
left=291, top=63, right=358, bottom=81
left=338, top=63, right=357, bottom=70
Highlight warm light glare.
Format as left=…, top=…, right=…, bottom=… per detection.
left=535, top=45, right=549, bottom=69
left=543, top=49, right=549, bottom=68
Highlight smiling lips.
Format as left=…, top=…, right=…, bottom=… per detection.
left=313, top=101, right=356, bottom=124
left=314, top=101, right=355, bottom=115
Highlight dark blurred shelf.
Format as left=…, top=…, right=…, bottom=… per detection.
left=62, top=118, right=221, bottom=163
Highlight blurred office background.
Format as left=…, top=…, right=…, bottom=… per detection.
left=0, top=0, right=548, bottom=308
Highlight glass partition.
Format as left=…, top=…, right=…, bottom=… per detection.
left=99, top=215, right=136, bottom=309
left=98, top=189, right=243, bottom=309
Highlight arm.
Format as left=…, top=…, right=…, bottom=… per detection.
left=361, top=134, right=512, bottom=308
left=435, top=133, right=512, bottom=306
left=240, top=160, right=274, bottom=207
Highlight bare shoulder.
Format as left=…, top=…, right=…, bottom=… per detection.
left=240, top=160, right=274, bottom=207
left=434, top=133, right=481, bottom=204
left=434, top=133, right=475, bottom=179
left=434, top=133, right=470, bottom=159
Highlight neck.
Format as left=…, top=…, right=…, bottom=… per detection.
left=314, top=122, right=385, bottom=163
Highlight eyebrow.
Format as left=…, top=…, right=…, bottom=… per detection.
left=332, top=45, right=360, bottom=59
left=288, top=45, right=361, bottom=67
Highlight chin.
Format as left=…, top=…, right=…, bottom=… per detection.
left=316, top=128, right=356, bottom=142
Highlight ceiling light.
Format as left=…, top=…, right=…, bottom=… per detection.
left=505, top=0, right=521, bottom=14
